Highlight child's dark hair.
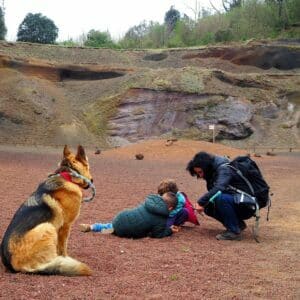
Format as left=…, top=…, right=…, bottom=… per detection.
left=162, top=192, right=178, bottom=209
left=157, top=179, right=178, bottom=196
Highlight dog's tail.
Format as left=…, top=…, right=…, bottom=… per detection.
left=34, top=256, right=92, bottom=276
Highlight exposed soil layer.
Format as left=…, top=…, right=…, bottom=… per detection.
left=0, top=140, right=299, bottom=299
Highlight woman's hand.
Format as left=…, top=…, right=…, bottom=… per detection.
left=194, top=202, right=205, bottom=214
left=170, top=225, right=180, bottom=233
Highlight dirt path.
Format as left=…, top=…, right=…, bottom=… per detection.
left=0, top=141, right=299, bottom=299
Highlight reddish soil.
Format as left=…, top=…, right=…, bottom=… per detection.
left=0, top=140, right=299, bottom=299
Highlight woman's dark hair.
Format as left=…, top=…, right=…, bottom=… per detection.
left=186, top=151, right=214, bottom=178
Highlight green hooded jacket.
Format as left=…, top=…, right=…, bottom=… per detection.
left=112, top=194, right=172, bottom=238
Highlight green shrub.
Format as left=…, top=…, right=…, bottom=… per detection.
left=215, top=29, right=234, bottom=42
left=200, top=31, right=215, bottom=45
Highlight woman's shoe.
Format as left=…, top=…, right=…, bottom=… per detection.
left=216, top=230, right=242, bottom=241
left=239, top=220, right=247, bottom=231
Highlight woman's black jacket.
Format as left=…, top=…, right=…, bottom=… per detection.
left=197, top=155, right=253, bottom=206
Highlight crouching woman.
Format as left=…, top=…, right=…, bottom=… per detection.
left=186, top=151, right=249, bottom=241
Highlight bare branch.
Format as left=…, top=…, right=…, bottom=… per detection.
left=222, top=0, right=229, bottom=12
left=209, top=0, right=222, bottom=14
left=1, top=0, right=5, bottom=12
left=184, top=1, right=201, bottom=22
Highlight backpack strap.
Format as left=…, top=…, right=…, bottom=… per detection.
left=227, top=184, right=254, bottom=199
left=226, top=175, right=260, bottom=243
left=229, top=184, right=261, bottom=243
left=266, top=195, right=272, bottom=221
left=223, top=163, right=255, bottom=195
left=253, top=209, right=260, bottom=243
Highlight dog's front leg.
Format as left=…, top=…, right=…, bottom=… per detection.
left=57, top=224, right=71, bottom=256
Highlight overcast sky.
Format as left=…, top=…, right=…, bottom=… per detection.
left=4, top=0, right=223, bottom=42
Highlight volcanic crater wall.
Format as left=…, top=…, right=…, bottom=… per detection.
left=0, top=41, right=299, bottom=148
left=108, top=88, right=255, bottom=143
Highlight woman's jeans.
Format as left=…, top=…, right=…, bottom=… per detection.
left=204, top=193, right=242, bottom=234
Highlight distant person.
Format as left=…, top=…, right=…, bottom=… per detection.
left=79, top=192, right=179, bottom=238
left=157, top=179, right=199, bottom=227
left=186, top=151, right=252, bottom=241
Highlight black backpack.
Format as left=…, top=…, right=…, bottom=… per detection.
left=226, top=156, right=270, bottom=209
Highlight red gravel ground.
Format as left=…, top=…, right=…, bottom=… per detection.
left=0, top=140, right=299, bottom=300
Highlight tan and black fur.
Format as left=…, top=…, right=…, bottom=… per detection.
left=1, top=145, right=93, bottom=276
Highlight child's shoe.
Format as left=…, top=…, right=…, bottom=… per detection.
left=79, top=224, right=92, bottom=232
left=91, top=223, right=114, bottom=234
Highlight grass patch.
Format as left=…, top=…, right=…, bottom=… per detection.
left=128, top=67, right=207, bottom=94
left=132, top=107, right=145, bottom=115
left=181, top=246, right=190, bottom=252
left=180, top=127, right=212, bottom=141
left=170, top=274, right=179, bottom=281
left=84, top=93, right=122, bottom=145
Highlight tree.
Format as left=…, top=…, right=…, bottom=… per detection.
left=123, top=21, right=150, bottom=47
left=0, top=6, right=6, bottom=40
left=266, top=0, right=289, bottom=28
left=164, top=6, right=181, bottom=34
left=120, top=21, right=155, bottom=48
left=222, top=0, right=242, bottom=11
left=84, top=30, right=115, bottom=48
left=185, top=0, right=201, bottom=22
left=147, top=22, right=166, bottom=48
left=124, top=21, right=149, bottom=41
left=17, top=13, right=58, bottom=44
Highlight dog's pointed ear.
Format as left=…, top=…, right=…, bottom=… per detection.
left=63, top=145, right=72, bottom=158
left=76, top=145, right=87, bottom=163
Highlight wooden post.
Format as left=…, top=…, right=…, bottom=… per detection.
left=209, top=124, right=215, bottom=143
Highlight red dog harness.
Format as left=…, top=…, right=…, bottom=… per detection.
left=59, top=172, right=72, bottom=182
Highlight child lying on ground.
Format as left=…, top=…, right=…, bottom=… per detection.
left=157, top=179, right=199, bottom=227
left=79, top=192, right=179, bottom=238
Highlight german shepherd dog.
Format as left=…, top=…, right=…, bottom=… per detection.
left=1, top=145, right=93, bottom=276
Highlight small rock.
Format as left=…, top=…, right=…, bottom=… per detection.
left=165, top=140, right=173, bottom=146
left=94, top=147, right=101, bottom=155
left=135, top=153, right=144, bottom=160
left=266, top=151, right=276, bottom=156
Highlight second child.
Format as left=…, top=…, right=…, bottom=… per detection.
left=157, top=179, right=199, bottom=227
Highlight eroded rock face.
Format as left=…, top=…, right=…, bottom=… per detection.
left=143, top=53, right=168, bottom=61
left=108, top=89, right=255, bottom=142
left=182, top=45, right=300, bottom=70
left=0, top=55, right=128, bottom=81
left=259, top=102, right=280, bottom=119
left=198, top=96, right=254, bottom=140
left=108, top=89, right=194, bottom=141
